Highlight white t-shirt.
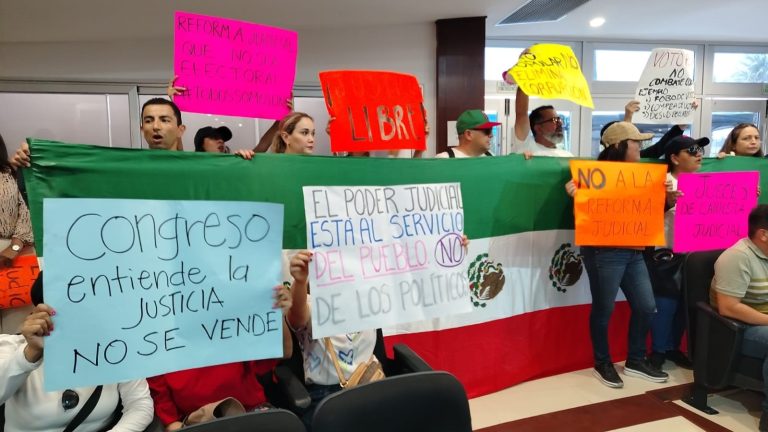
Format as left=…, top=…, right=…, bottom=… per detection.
left=281, top=251, right=377, bottom=386
left=664, top=172, right=677, bottom=249
left=512, top=134, right=573, bottom=157
left=434, top=148, right=489, bottom=158
left=0, top=335, right=154, bottom=432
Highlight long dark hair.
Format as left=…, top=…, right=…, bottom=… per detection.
left=0, top=134, right=12, bottom=173
left=597, top=140, right=629, bottom=162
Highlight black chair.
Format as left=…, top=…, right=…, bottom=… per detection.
left=266, top=328, right=432, bottom=416
left=181, top=409, right=305, bottom=432
left=682, top=249, right=765, bottom=414
left=311, top=371, right=471, bottom=432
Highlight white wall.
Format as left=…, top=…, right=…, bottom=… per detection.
left=0, top=23, right=437, bottom=155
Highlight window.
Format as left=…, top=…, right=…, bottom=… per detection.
left=485, top=47, right=524, bottom=81
left=712, top=52, right=768, bottom=83
left=594, top=50, right=651, bottom=82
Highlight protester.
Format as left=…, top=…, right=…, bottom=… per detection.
left=647, top=135, right=708, bottom=370
left=0, top=274, right=154, bottom=432
left=566, top=121, right=671, bottom=388
left=147, top=284, right=293, bottom=431
left=718, top=123, right=763, bottom=157
left=270, top=112, right=316, bottom=154
left=193, top=126, right=232, bottom=153
left=435, top=110, right=500, bottom=158
left=712, top=205, right=768, bottom=431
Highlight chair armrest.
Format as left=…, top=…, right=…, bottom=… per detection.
left=694, top=301, right=747, bottom=389
left=274, top=364, right=312, bottom=414
left=696, top=301, right=747, bottom=332
left=392, top=344, right=432, bottom=374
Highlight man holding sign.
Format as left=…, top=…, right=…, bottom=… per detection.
left=712, top=205, right=768, bottom=431
left=567, top=121, right=669, bottom=388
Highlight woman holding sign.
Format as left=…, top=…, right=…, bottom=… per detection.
left=567, top=122, right=672, bottom=389
left=646, top=136, right=708, bottom=370
left=0, top=275, right=154, bottom=432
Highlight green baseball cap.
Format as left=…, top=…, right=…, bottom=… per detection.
left=456, top=110, right=501, bottom=134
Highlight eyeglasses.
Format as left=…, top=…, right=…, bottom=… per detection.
left=685, top=145, right=704, bottom=156
left=62, top=389, right=79, bottom=411
left=536, top=116, right=563, bottom=125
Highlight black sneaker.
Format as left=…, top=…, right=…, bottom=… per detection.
left=624, top=358, right=669, bottom=383
left=593, top=362, right=624, bottom=388
left=648, top=351, right=665, bottom=370
left=665, top=350, right=693, bottom=369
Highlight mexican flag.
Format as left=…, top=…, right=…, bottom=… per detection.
left=25, top=139, right=768, bottom=397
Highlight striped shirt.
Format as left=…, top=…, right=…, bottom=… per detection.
left=712, top=238, right=768, bottom=313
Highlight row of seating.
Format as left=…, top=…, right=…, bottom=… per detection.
left=183, top=371, right=471, bottom=432
left=683, top=250, right=764, bottom=414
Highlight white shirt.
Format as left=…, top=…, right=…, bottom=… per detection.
left=434, top=148, right=488, bottom=158
left=664, top=172, right=678, bottom=249
left=512, top=135, right=574, bottom=157
left=0, top=334, right=154, bottom=432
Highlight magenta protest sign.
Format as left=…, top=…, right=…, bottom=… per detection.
left=173, top=11, right=298, bottom=120
left=674, top=171, right=759, bottom=252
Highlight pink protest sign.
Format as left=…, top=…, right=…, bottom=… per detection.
left=674, top=171, right=759, bottom=252
left=173, top=11, right=298, bottom=120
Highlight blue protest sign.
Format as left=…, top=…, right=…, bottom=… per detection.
left=42, top=198, right=284, bottom=391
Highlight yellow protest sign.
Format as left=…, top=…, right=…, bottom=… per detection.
left=510, top=44, right=594, bottom=109
left=570, top=160, right=666, bottom=246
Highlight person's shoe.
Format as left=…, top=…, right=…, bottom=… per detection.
left=665, top=349, right=693, bottom=369
left=593, top=362, right=624, bottom=388
left=623, top=358, right=669, bottom=383
left=648, top=351, right=665, bottom=370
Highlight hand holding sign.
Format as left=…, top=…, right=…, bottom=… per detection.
left=173, top=11, right=298, bottom=120
left=320, top=71, right=426, bottom=153
left=634, top=48, right=695, bottom=124
left=509, top=44, right=594, bottom=109
left=570, top=160, right=667, bottom=246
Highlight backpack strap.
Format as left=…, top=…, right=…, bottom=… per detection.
left=484, top=151, right=493, bottom=157
left=63, top=386, right=103, bottom=432
left=446, top=148, right=455, bottom=158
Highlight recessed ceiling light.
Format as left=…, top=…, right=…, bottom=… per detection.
left=590, top=17, right=605, bottom=27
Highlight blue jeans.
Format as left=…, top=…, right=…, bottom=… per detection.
left=581, top=247, right=657, bottom=365
left=742, top=325, right=768, bottom=412
left=301, top=383, right=342, bottom=430
left=650, top=295, right=686, bottom=353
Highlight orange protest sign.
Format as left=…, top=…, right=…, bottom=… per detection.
left=0, top=255, right=40, bottom=309
left=319, top=70, right=426, bottom=152
left=570, top=160, right=667, bottom=247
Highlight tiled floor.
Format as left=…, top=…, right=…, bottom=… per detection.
left=470, top=361, right=763, bottom=431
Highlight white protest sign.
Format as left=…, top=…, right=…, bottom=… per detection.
left=303, top=183, right=473, bottom=338
left=634, top=48, right=695, bottom=124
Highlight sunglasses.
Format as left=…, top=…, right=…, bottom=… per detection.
left=536, top=116, right=564, bottom=125
left=471, top=128, right=493, bottom=136
left=62, top=389, right=79, bottom=411
left=684, top=145, right=704, bottom=156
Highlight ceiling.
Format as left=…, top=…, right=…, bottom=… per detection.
left=0, top=0, right=766, bottom=44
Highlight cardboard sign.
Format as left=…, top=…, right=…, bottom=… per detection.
left=173, top=11, right=298, bottom=120
left=570, top=161, right=666, bottom=246
left=303, top=183, right=472, bottom=338
left=510, top=44, right=594, bottom=109
left=42, top=198, right=284, bottom=391
left=674, top=171, right=759, bottom=252
left=319, top=71, right=426, bottom=152
left=634, top=48, right=695, bottom=124
left=0, top=255, right=40, bottom=309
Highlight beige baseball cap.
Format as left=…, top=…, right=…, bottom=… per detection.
left=601, top=121, right=654, bottom=147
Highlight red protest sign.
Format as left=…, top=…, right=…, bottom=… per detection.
left=0, top=255, right=40, bottom=309
left=319, top=71, right=426, bottom=152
